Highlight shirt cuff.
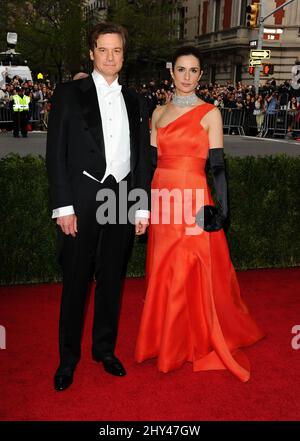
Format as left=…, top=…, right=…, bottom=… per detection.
left=135, top=210, right=150, bottom=219
left=52, top=205, right=75, bottom=219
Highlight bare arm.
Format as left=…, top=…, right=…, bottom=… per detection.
left=201, top=107, right=228, bottom=232
left=151, top=106, right=161, bottom=147
left=206, top=107, right=224, bottom=149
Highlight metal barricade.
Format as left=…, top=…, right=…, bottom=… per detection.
left=220, top=107, right=231, bottom=132
left=0, top=106, right=12, bottom=124
left=273, top=110, right=288, bottom=137
left=220, top=108, right=245, bottom=135
left=286, top=109, right=300, bottom=138
left=263, top=109, right=300, bottom=138
left=243, top=108, right=258, bottom=135
left=0, top=102, right=45, bottom=128
left=30, top=102, right=42, bottom=124
left=1, top=101, right=299, bottom=138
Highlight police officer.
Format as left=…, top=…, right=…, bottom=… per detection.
left=11, top=86, right=31, bottom=137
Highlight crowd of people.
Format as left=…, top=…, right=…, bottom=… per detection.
left=138, top=77, right=300, bottom=109
left=138, top=78, right=300, bottom=138
left=1, top=74, right=300, bottom=138
left=0, top=75, right=55, bottom=133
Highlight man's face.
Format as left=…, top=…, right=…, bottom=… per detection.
left=89, top=33, right=124, bottom=82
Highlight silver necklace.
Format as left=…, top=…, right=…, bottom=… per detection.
left=172, top=93, right=198, bottom=108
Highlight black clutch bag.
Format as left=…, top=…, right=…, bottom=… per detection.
left=195, top=205, right=222, bottom=232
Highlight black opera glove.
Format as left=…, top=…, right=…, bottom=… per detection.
left=151, top=145, right=157, bottom=175
left=196, top=148, right=228, bottom=232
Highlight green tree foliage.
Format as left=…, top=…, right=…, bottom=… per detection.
left=108, top=0, right=178, bottom=82
left=2, top=0, right=178, bottom=83
left=4, top=0, right=88, bottom=82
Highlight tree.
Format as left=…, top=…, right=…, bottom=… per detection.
left=5, top=0, right=88, bottom=82
left=108, top=0, right=178, bottom=83
left=0, top=0, right=11, bottom=51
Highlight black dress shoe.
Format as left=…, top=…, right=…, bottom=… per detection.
left=94, top=354, right=126, bottom=377
left=54, top=373, right=73, bottom=391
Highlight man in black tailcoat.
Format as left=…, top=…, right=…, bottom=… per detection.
left=46, top=22, right=151, bottom=391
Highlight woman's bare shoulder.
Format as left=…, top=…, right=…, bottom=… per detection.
left=153, top=104, right=168, bottom=118
left=204, top=105, right=222, bottom=121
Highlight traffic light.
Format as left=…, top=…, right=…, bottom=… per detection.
left=262, top=64, right=274, bottom=75
left=248, top=66, right=255, bottom=75
left=246, top=3, right=259, bottom=28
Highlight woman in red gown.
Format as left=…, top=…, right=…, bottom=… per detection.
left=135, top=46, right=264, bottom=382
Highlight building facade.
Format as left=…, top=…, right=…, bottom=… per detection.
left=83, top=1, right=300, bottom=85
left=178, top=0, right=300, bottom=84
left=85, top=0, right=110, bottom=26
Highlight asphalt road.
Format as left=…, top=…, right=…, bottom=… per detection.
left=0, top=131, right=300, bottom=158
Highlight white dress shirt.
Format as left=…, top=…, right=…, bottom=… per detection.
left=52, top=71, right=149, bottom=220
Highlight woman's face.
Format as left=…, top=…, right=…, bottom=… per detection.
left=171, top=55, right=202, bottom=96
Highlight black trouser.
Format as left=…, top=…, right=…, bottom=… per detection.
left=57, top=173, right=134, bottom=374
left=13, top=111, right=29, bottom=137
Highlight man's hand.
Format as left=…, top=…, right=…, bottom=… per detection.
left=57, top=214, right=77, bottom=237
left=135, top=217, right=149, bottom=235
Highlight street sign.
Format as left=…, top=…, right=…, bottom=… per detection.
left=249, top=58, right=262, bottom=66
left=250, top=49, right=271, bottom=59
left=249, top=40, right=258, bottom=47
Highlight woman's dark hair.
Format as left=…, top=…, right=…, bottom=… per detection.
left=172, top=46, right=203, bottom=70
left=88, top=22, right=128, bottom=53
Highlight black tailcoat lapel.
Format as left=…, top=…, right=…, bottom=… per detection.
left=74, top=77, right=140, bottom=173
left=75, top=76, right=106, bottom=162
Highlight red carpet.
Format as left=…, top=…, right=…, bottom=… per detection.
left=0, top=268, right=300, bottom=421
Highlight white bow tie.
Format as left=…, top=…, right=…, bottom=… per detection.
left=98, top=83, right=122, bottom=98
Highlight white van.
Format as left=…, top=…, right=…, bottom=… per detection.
left=0, top=65, right=33, bottom=88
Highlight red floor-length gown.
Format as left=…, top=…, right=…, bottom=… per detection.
left=135, top=103, right=264, bottom=382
